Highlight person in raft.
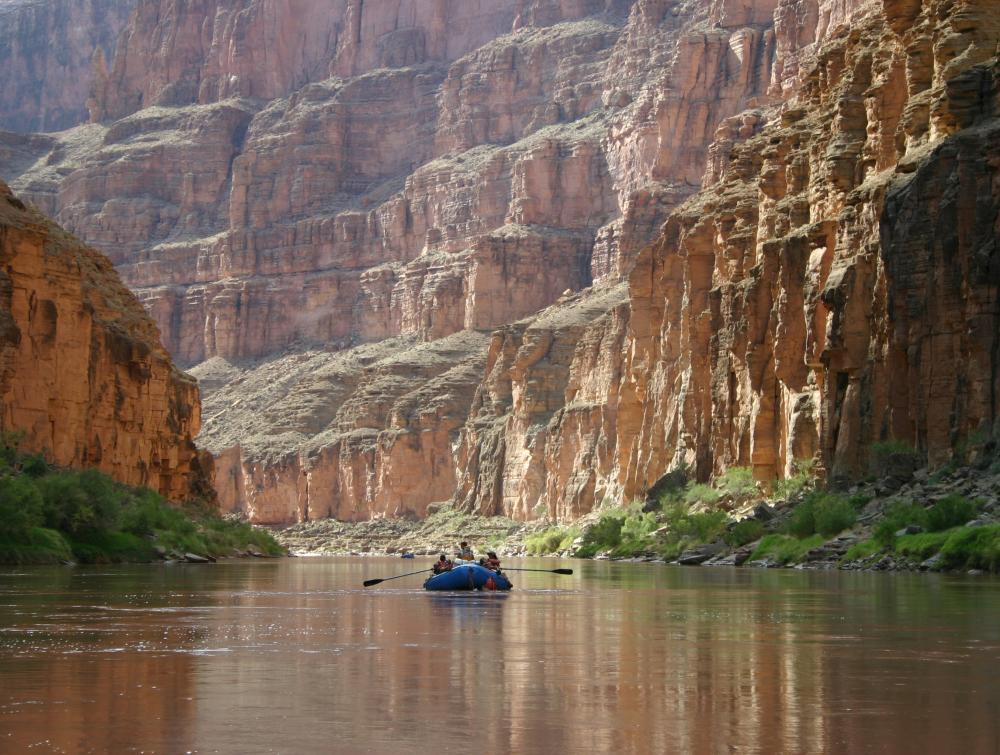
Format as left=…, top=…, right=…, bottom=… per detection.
left=457, top=541, right=474, bottom=560
left=484, top=551, right=501, bottom=572
left=432, top=554, right=453, bottom=574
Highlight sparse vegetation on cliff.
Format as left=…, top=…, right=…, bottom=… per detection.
left=0, top=435, right=283, bottom=565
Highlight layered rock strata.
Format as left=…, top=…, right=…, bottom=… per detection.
left=3, top=0, right=997, bottom=524
left=457, top=0, right=1000, bottom=519
left=192, top=331, right=489, bottom=523
left=0, top=0, right=136, bottom=132
left=0, top=180, right=209, bottom=501
left=3, top=0, right=779, bottom=521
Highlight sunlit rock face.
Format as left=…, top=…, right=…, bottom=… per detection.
left=3, top=0, right=998, bottom=522
left=0, top=181, right=210, bottom=501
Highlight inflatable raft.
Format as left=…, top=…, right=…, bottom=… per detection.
left=423, top=563, right=513, bottom=591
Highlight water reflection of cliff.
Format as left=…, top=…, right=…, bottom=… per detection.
left=0, top=567, right=202, bottom=752
left=4, top=560, right=1000, bottom=753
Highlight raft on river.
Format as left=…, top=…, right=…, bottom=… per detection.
left=423, top=563, right=512, bottom=591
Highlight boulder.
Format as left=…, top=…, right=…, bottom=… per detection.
left=677, top=542, right=727, bottom=565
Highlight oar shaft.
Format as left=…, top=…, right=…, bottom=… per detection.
left=501, top=567, right=573, bottom=574
left=363, top=568, right=431, bottom=586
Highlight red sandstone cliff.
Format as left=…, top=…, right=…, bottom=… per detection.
left=455, top=0, right=1000, bottom=519
left=0, top=180, right=209, bottom=501
left=2, top=0, right=998, bottom=522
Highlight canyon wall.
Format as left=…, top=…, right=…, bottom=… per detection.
left=0, top=0, right=136, bottom=132
left=0, top=180, right=210, bottom=501
left=2, top=0, right=997, bottom=522
left=455, top=0, right=1000, bottom=520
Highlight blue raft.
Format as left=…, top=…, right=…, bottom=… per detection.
left=423, top=563, right=513, bottom=591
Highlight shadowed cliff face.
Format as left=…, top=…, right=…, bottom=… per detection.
left=2, top=0, right=998, bottom=522
left=0, top=180, right=210, bottom=501
left=0, top=0, right=136, bottom=132
left=610, top=0, right=1000, bottom=503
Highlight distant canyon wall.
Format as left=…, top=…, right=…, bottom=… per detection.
left=1, top=0, right=997, bottom=523
left=0, top=0, right=136, bottom=132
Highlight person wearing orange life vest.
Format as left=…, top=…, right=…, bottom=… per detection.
left=432, top=554, right=453, bottom=574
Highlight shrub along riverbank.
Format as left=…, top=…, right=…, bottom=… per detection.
left=518, top=443, right=1000, bottom=573
left=277, top=437, right=1000, bottom=575
left=0, top=436, right=283, bottom=565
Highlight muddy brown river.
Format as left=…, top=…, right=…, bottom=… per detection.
left=1, top=557, right=999, bottom=753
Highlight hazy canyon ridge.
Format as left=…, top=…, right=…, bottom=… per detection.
left=1, top=0, right=997, bottom=525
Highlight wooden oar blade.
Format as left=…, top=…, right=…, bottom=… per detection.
left=362, top=578, right=384, bottom=587
left=552, top=568, right=573, bottom=575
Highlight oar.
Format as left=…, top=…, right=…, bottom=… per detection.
left=363, top=568, right=431, bottom=587
left=500, top=567, right=573, bottom=575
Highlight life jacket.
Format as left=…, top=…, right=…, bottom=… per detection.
left=485, top=558, right=501, bottom=570
left=433, top=560, right=453, bottom=574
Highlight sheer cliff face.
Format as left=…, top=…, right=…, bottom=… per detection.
left=615, top=0, right=1000, bottom=497
left=3, top=0, right=998, bottom=522
left=0, top=0, right=136, bottom=132
left=469, top=0, right=1000, bottom=519
left=0, top=181, right=209, bottom=501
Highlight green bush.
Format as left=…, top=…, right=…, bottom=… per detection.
left=0, top=526, right=72, bottom=564
left=814, top=495, right=857, bottom=536
left=751, top=534, right=824, bottom=564
left=894, top=531, right=950, bottom=561
left=575, top=512, right=626, bottom=557
left=653, top=505, right=729, bottom=560
left=0, top=442, right=284, bottom=564
left=120, top=488, right=195, bottom=538
left=786, top=492, right=856, bottom=538
left=0, top=476, right=44, bottom=534
left=873, top=501, right=929, bottom=547
left=925, top=495, right=978, bottom=532
left=724, top=518, right=764, bottom=547
left=36, top=470, right=124, bottom=535
left=718, top=467, right=757, bottom=499
left=937, top=525, right=1000, bottom=571
left=684, top=483, right=722, bottom=506
left=614, top=509, right=659, bottom=555
left=848, top=525, right=1000, bottom=573
left=842, top=539, right=882, bottom=562
left=525, top=527, right=578, bottom=555
left=20, top=454, right=50, bottom=478
left=70, top=531, right=156, bottom=564
left=772, top=459, right=815, bottom=501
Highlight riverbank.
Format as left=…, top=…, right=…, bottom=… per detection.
left=275, top=455, right=1000, bottom=574
left=0, top=436, right=284, bottom=565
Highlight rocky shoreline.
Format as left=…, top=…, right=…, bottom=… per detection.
left=275, top=459, right=1000, bottom=576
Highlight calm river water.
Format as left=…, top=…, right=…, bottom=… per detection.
left=1, top=557, right=999, bottom=754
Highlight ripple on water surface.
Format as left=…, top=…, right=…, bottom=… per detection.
left=1, top=558, right=1000, bottom=753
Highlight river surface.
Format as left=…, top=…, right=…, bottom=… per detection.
left=2, top=558, right=1000, bottom=754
